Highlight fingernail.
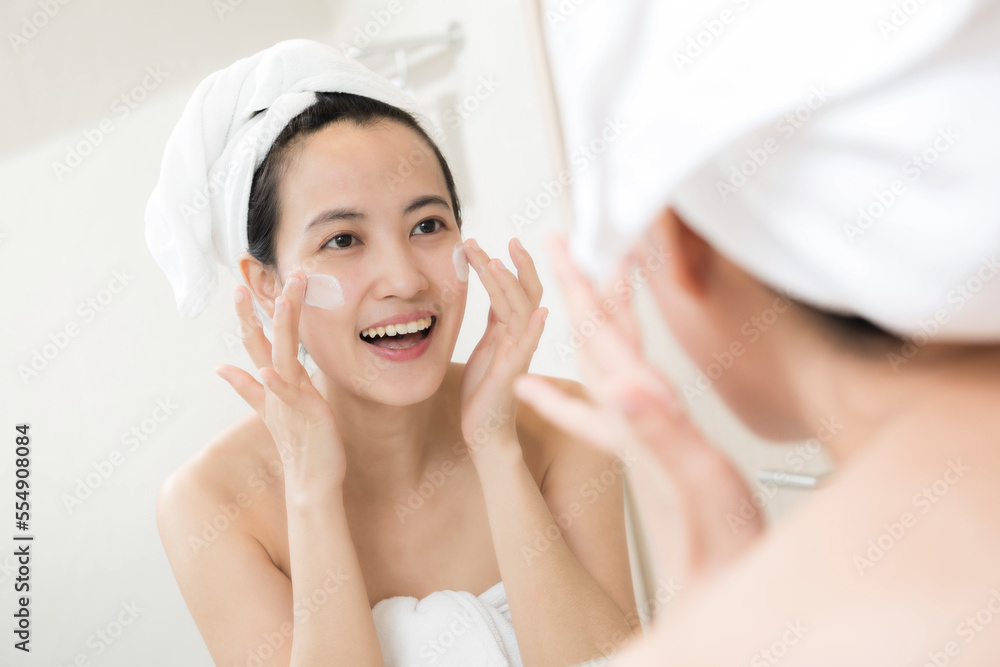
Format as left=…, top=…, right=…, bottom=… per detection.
left=274, top=297, right=285, bottom=314
left=234, top=287, right=245, bottom=303
left=468, top=238, right=480, bottom=251
left=513, top=237, right=523, bottom=250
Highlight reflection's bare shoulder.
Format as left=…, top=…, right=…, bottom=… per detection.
left=515, top=373, right=593, bottom=489
left=515, top=373, right=589, bottom=437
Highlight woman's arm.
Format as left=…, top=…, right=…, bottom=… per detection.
left=206, top=272, right=384, bottom=666
left=283, top=486, right=382, bottom=666
left=457, top=238, right=638, bottom=666
left=473, top=429, right=640, bottom=667
left=156, top=449, right=381, bottom=667
left=157, top=461, right=299, bottom=667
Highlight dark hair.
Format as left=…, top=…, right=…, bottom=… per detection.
left=814, top=312, right=891, bottom=336
left=799, top=303, right=904, bottom=353
left=671, top=208, right=903, bottom=350
left=247, top=92, right=462, bottom=269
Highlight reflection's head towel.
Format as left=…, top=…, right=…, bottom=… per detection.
left=144, top=39, right=434, bottom=318
left=542, top=0, right=1000, bottom=341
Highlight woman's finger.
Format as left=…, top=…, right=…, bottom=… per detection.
left=545, top=233, right=619, bottom=353
left=513, top=307, right=549, bottom=365
left=603, top=380, right=691, bottom=472
left=489, top=258, right=533, bottom=334
left=513, top=374, right=629, bottom=457
left=259, top=365, right=300, bottom=405
left=215, top=364, right=266, bottom=418
left=234, top=285, right=273, bottom=371
left=272, top=270, right=306, bottom=383
left=545, top=234, right=647, bottom=381
left=586, top=351, right=681, bottom=419
left=510, top=237, right=543, bottom=309
left=492, top=307, right=549, bottom=386
left=465, top=239, right=512, bottom=324
left=545, top=233, right=603, bottom=327
left=602, top=251, right=643, bottom=354
left=614, top=288, right=643, bottom=355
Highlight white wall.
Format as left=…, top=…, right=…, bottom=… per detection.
left=0, top=1, right=828, bottom=665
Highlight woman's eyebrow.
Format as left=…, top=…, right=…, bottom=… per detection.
left=305, top=207, right=364, bottom=232
left=304, top=195, right=450, bottom=232
left=404, top=195, right=451, bottom=214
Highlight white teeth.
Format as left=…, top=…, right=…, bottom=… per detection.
left=361, top=317, right=434, bottom=339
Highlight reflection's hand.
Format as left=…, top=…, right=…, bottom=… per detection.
left=215, top=270, right=347, bottom=492
left=513, top=235, right=764, bottom=582
left=459, top=237, right=548, bottom=464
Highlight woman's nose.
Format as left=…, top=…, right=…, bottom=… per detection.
left=370, top=242, right=430, bottom=300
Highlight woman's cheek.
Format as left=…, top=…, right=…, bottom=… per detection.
left=440, top=268, right=468, bottom=309
left=298, top=273, right=357, bottom=356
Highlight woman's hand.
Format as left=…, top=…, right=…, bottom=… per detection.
left=460, top=237, right=548, bottom=465
left=512, top=235, right=764, bottom=583
left=214, top=270, right=347, bottom=495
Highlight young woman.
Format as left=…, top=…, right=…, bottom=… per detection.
left=518, top=0, right=1000, bottom=664
left=524, top=213, right=1000, bottom=666
left=151, top=44, right=638, bottom=667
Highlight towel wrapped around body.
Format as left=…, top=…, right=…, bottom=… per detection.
left=372, top=581, right=522, bottom=667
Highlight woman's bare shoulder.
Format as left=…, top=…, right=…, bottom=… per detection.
left=164, top=412, right=274, bottom=490
left=156, top=412, right=281, bottom=544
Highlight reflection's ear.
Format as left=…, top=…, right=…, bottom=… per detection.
left=238, top=252, right=280, bottom=318
left=653, top=206, right=714, bottom=300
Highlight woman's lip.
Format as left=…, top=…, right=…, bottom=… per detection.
left=362, top=320, right=434, bottom=362
left=360, top=309, right=437, bottom=332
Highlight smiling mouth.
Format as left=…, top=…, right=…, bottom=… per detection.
left=359, top=316, right=436, bottom=349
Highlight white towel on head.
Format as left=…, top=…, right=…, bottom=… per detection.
left=540, top=0, right=1000, bottom=341
left=144, top=38, right=437, bottom=319
left=372, top=581, right=523, bottom=667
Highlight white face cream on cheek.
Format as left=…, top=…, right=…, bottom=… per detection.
left=453, top=242, right=469, bottom=283
left=303, top=273, right=345, bottom=310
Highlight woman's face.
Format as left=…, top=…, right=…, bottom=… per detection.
left=270, top=119, right=467, bottom=406
left=639, top=208, right=809, bottom=441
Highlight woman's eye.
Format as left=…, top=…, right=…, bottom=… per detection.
left=413, top=219, right=444, bottom=235
left=326, top=234, right=356, bottom=249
